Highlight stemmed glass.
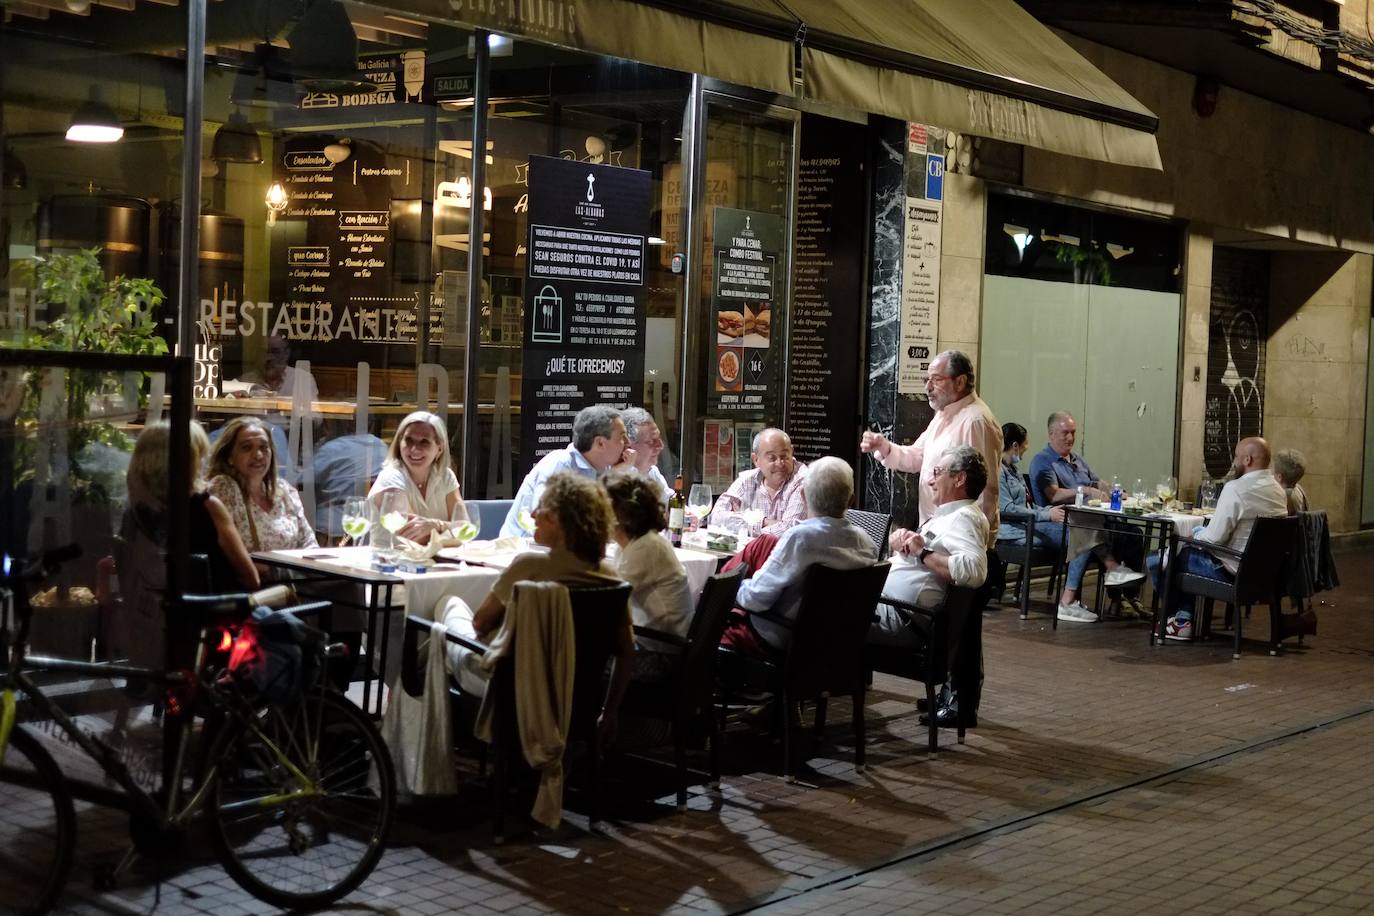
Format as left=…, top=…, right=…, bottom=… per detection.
left=1156, top=475, right=1178, bottom=506
left=341, top=497, right=372, bottom=550
left=376, top=490, right=409, bottom=562
left=687, top=483, right=713, bottom=533
left=516, top=509, right=536, bottom=537
left=1132, top=478, right=1146, bottom=501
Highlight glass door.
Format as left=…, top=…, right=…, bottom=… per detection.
left=685, top=93, right=797, bottom=492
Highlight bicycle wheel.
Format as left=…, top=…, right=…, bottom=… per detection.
left=0, top=725, right=76, bottom=916
left=207, top=689, right=394, bottom=909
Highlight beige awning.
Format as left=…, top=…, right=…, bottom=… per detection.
left=397, top=0, right=796, bottom=96
left=792, top=0, right=1161, bottom=170
left=392, top=0, right=1158, bottom=169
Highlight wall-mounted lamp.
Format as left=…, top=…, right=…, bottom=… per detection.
left=67, top=89, right=123, bottom=143
left=210, top=109, right=263, bottom=163
left=323, top=138, right=352, bottom=164
left=265, top=181, right=288, bottom=225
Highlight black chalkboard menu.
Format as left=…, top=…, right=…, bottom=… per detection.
left=520, top=155, right=651, bottom=467
left=264, top=136, right=431, bottom=367
left=708, top=207, right=783, bottom=418
left=789, top=115, right=866, bottom=463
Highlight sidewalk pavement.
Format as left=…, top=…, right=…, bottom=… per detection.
left=45, top=544, right=1374, bottom=915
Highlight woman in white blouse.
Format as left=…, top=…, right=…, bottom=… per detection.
left=207, top=417, right=317, bottom=553
left=605, top=473, right=693, bottom=680
left=368, top=410, right=469, bottom=544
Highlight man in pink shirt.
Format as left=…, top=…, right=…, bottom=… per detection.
left=859, top=350, right=1002, bottom=547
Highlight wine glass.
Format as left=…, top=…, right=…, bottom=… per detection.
left=1156, top=475, right=1177, bottom=506
left=1132, top=478, right=1146, bottom=501
left=687, top=483, right=713, bottom=533
left=450, top=518, right=479, bottom=547
left=341, top=497, right=372, bottom=548
left=376, top=490, right=409, bottom=561
left=516, top=508, right=536, bottom=537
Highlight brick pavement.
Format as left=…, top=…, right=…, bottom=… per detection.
left=26, top=545, right=1374, bottom=915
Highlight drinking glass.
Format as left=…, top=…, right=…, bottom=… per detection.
left=1199, top=478, right=1218, bottom=511
left=1132, top=478, right=1146, bottom=501
left=376, top=490, right=409, bottom=561
left=1156, top=475, right=1177, bottom=506
left=740, top=508, right=765, bottom=537
left=687, top=483, right=713, bottom=533
left=341, top=497, right=372, bottom=548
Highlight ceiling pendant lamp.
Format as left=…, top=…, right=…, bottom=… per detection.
left=211, top=109, right=263, bottom=164
left=67, top=88, right=123, bottom=144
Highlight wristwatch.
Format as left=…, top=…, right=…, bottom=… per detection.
left=917, top=546, right=934, bottom=566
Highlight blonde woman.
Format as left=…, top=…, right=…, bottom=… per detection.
left=125, top=421, right=259, bottom=591
left=368, top=411, right=469, bottom=544
left=208, top=417, right=316, bottom=552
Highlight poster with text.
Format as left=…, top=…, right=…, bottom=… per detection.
left=709, top=208, right=783, bottom=418
left=897, top=199, right=943, bottom=394
left=520, top=155, right=650, bottom=470
left=702, top=419, right=735, bottom=494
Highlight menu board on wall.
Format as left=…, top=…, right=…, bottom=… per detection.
left=788, top=113, right=865, bottom=463
left=520, top=155, right=650, bottom=467
left=897, top=123, right=944, bottom=395
left=242, top=136, right=434, bottom=363
left=709, top=208, right=782, bottom=418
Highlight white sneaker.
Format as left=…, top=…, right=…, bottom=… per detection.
left=1057, top=602, right=1098, bottom=623
left=1104, top=565, right=1146, bottom=587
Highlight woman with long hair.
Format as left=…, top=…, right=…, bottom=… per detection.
left=368, top=411, right=469, bottom=544
left=207, top=417, right=316, bottom=552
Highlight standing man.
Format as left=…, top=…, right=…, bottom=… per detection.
left=708, top=428, right=809, bottom=536
left=500, top=404, right=627, bottom=537
left=859, top=350, right=1001, bottom=545
left=1147, top=437, right=1287, bottom=640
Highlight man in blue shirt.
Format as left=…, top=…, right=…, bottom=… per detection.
left=1027, top=411, right=1144, bottom=622
left=500, top=405, right=627, bottom=537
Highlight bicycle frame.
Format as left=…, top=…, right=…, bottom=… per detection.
left=0, top=615, right=329, bottom=834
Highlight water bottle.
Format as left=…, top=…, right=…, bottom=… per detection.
left=1110, top=478, right=1122, bottom=511
left=1075, top=485, right=1085, bottom=507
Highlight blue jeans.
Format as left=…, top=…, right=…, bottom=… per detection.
left=1147, top=546, right=1230, bottom=622
left=1028, top=521, right=1098, bottom=591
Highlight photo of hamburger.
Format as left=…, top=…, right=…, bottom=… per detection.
left=746, top=306, right=771, bottom=342
left=717, top=310, right=745, bottom=341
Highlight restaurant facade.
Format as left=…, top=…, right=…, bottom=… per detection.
left=4, top=0, right=1203, bottom=566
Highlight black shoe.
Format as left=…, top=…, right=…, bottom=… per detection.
left=919, top=701, right=976, bottom=730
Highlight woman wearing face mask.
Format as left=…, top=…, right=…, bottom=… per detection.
left=998, top=422, right=1064, bottom=550
left=369, top=411, right=469, bottom=544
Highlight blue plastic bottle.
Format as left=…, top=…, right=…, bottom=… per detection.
left=1110, top=479, right=1123, bottom=511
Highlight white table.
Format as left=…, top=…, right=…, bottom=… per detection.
left=256, top=543, right=722, bottom=715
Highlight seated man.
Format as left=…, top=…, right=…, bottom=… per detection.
left=708, top=427, right=808, bottom=535
left=234, top=334, right=320, bottom=402
left=500, top=404, right=627, bottom=537
left=1147, top=437, right=1288, bottom=640
left=870, top=445, right=989, bottom=727
left=1028, top=410, right=1145, bottom=622
left=719, top=457, right=876, bottom=659
left=614, top=406, right=671, bottom=502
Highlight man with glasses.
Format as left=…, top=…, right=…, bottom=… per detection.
left=869, top=445, right=989, bottom=727
left=860, top=350, right=1001, bottom=545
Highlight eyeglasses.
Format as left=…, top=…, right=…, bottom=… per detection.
left=930, top=465, right=963, bottom=479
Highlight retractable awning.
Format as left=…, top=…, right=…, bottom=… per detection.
left=790, top=0, right=1162, bottom=170
left=405, top=0, right=1160, bottom=169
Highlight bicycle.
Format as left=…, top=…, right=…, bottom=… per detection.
left=0, top=547, right=396, bottom=915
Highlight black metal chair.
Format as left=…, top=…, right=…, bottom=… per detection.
left=845, top=509, right=893, bottom=560
left=402, top=581, right=632, bottom=840
left=622, top=567, right=743, bottom=810
left=716, top=562, right=890, bottom=781
left=1157, top=515, right=1297, bottom=658
left=994, top=516, right=1064, bottom=620
left=864, top=584, right=979, bottom=753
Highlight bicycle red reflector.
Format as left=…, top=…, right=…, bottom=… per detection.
left=218, top=629, right=233, bottom=652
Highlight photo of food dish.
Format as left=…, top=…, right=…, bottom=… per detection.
left=716, top=346, right=742, bottom=391
left=744, top=304, right=771, bottom=347
left=717, top=309, right=745, bottom=343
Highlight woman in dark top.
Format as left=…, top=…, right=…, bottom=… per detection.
left=126, top=421, right=259, bottom=592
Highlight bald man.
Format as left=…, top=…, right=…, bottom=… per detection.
left=708, top=427, right=809, bottom=536
left=1147, top=437, right=1287, bottom=640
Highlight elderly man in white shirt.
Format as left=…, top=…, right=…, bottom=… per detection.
left=718, top=456, right=877, bottom=659
left=1147, top=436, right=1288, bottom=641
left=859, top=350, right=1002, bottom=547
